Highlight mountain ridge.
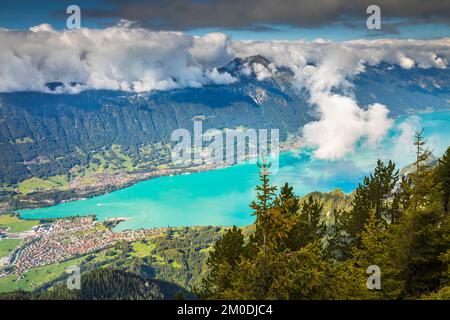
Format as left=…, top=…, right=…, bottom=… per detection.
left=0, top=57, right=449, bottom=203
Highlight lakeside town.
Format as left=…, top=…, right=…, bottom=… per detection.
left=0, top=216, right=166, bottom=279
left=0, top=136, right=303, bottom=281
left=0, top=160, right=232, bottom=214
left=0, top=136, right=301, bottom=214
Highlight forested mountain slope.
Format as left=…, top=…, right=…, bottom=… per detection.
left=0, top=57, right=449, bottom=187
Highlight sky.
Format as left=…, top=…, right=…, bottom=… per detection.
left=0, top=0, right=449, bottom=41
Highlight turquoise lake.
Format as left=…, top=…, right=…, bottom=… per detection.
left=20, top=111, right=450, bottom=231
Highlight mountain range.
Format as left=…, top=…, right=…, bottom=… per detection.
left=0, top=55, right=449, bottom=188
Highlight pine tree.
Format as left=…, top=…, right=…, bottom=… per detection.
left=411, top=129, right=433, bottom=214
left=205, top=164, right=304, bottom=299
left=397, top=175, right=413, bottom=213
left=200, top=226, right=245, bottom=298
left=393, top=132, right=449, bottom=297
left=228, top=241, right=340, bottom=300
left=202, top=141, right=450, bottom=300
left=279, top=183, right=300, bottom=217
left=434, top=146, right=450, bottom=213
left=286, top=195, right=326, bottom=250
left=394, top=197, right=448, bottom=296
left=250, top=161, right=278, bottom=259
left=268, top=241, right=341, bottom=299
left=343, top=210, right=403, bottom=299
left=325, top=208, right=353, bottom=261
left=348, top=159, right=399, bottom=238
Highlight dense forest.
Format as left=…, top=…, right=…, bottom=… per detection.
left=200, top=131, right=450, bottom=299
left=0, top=269, right=190, bottom=300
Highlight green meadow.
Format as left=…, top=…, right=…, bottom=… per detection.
left=0, top=215, right=39, bottom=233
left=0, top=239, right=21, bottom=258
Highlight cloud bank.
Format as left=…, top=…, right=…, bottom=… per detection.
left=0, top=24, right=449, bottom=160
left=0, top=25, right=236, bottom=93
left=232, top=38, right=448, bottom=159
left=84, top=0, right=450, bottom=31
left=1, top=24, right=448, bottom=94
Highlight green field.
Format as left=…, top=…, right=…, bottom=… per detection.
left=70, top=144, right=138, bottom=183
left=0, top=239, right=21, bottom=258
left=0, top=215, right=39, bottom=232
left=18, top=175, right=68, bottom=195
left=9, top=143, right=171, bottom=194
left=0, top=257, right=85, bottom=293
left=130, top=240, right=156, bottom=258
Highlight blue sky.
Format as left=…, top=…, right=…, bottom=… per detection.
left=186, top=23, right=450, bottom=41
left=0, top=0, right=449, bottom=41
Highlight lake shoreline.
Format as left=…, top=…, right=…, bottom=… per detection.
left=10, top=109, right=450, bottom=219
left=9, top=138, right=302, bottom=216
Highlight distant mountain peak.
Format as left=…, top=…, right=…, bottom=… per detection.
left=224, top=54, right=271, bottom=68
left=242, top=55, right=272, bottom=67
left=45, top=81, right=84, bottom=92
left=219, top=55, right=277, bottom=80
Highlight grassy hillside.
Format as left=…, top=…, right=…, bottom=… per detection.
left=0, top=214, right=39, bottom=232
left=0, top=239, right=21, bottom=258
left=301, top=189, right=353, bottom=225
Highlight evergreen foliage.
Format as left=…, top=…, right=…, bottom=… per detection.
left=202, top=136, right=450, bottom=300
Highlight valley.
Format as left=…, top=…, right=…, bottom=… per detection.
left=0, top=213, right=227, bottom=293
left=14, top=109, right=450, bottom=231
left=0, top=57, right=449, bottom=300
left=1, top=59, right=449, bottom=214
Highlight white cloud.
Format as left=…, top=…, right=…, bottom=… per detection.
left=205, top=68, right=237, bottom=84
left=0, top=24, right=448, bottom=159
left=231, top=38, right=449, bottom=160
left=302, top=93, right=393, bottom=159
left=250, top=63, right=273, bottom=80
left=397, top=53, right=415, bottom=69
left=29, top=23, right=55, bottom=33
left=274, top=44, right=391, bottom=160
left=0, top=25, right=235, bottom=93
left=1, top=25, right=448, bottom=94
left=190, top=32, right=234, bottom=68
left=395, top=119, right=418, bottom=154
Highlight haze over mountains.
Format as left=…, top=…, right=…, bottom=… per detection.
left=0, top=55, right=449, bottom=185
